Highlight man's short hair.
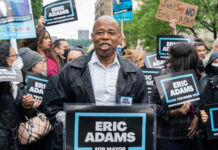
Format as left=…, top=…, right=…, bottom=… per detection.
left=70, top=47, right=86, bottom=55
left=54, top=39, right=67, bottom=48
left=194, top=38, right=205, bottom=47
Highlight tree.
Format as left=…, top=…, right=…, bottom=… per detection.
left=31, top=0, right=43, bottom=25
left=124, top=0, right=218, bottom=52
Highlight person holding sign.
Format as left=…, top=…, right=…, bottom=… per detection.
left=200, top=52, right=218, bottom=150
left=0, top=42, right=19, bottom=149
left=151, top=42, right=200, bottom=150
left=19, top=26, right=60, bottom=77
left=43, top=15, right=147, bottom=150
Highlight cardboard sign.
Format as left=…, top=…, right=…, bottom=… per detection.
left=64, top=105, right=156, bottom=150
left=43, top=0, right=78, bottom=26
left=144, top=52, right=165, bottom=69
left=0, top=67, right=23, bottom=82
left=154, top=70, right=200, bottom=110
left=156, top=0, right=198, bottom=28
left=0, top=0, right=36, bottom=39
left=113, top=0, right=133, bottom=21
left=157, top=35, right=191, bottom=59
left=206, top=104, right=218, bottom=140
left=142, top=68, right=160, bottom=96
left=25, top=74, right=48, bottom=100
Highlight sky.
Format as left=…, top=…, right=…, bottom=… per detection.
left=43, top=0, right=97, bottom=39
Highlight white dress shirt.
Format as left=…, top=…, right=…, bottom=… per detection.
left=88, top=51, right=120, bottom=105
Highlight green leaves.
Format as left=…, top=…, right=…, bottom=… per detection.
left=124, top=0, right=217, bottom=52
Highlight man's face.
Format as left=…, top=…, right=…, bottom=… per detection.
left=91, top=19, right=120, bottom=57
left=55, top=41, right=70, bottom=55
left=195, top=45, right=206, bottom=60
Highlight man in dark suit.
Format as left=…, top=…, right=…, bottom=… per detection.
left=0, top=0, right=15, bottom=18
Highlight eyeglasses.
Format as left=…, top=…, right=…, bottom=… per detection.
left=8, top=54, right=19, bottom=58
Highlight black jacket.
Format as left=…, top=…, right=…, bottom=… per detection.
left=0, top=82, right=18, bottom=150
left=43, top=51, right=148, bottom=123
left=200, top=52, right=218, bottom=107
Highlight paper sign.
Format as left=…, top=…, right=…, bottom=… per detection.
left=0, top=67, right=23, bottom=82
left=156, top=0, right=198, bottom=28
left=25, top=73, right=48, bottom=100
left=144, top=52, right=165, bottom=69
left=154, top=70, right=200, bottom=110
left=142, top=68, right=160, bottom=96
left=43, top=0, right=78, bottom=26
left=157, top=35, right=191, bottom=59
left=206, top=104, right=218, bottom=140
left=0, top=0, right=36, bottom=39
left=113, top=0, right=133, bottom=21
left=64, top=105, right=156, bottom=150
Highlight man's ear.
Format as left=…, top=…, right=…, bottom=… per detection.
left=91, top=33, right=94, bottom=43
left=54, top=47, right=59, bottom=53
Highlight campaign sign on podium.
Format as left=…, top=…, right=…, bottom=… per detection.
left=206, top=104, right=218, bottom=140
left=64, top=105, right=156, bottom=150
left=154, top=70, right=200, bottom=110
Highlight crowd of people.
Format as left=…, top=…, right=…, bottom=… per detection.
left=0, top=15, right=218, bottom=150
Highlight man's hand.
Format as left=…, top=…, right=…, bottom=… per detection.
left=188, top=114, right=199, bottom=139
left=200, top=110, right=208, bottom=123
left=38, top=16, right=46, bottom=27
left=170, top=102, right=191, bottom=117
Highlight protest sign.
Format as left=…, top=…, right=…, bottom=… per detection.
left=144, top=52, right=165, bottom=69
left=142, top=68, right=160, bottom=96
left=0, top=0, right=36, bottom=40
left=206, top=104, right=218, bottom=140
left=25, top=73, right=48, bottom=100
left=156, top=0, right=198, bottom=28
left=64, top=104, right=156, bottom=150
left=154, top=70, right=200, bottom=110
left=157, top=35, right=191, bottom=59
left=0, top=67, right=23, bottom=82
left=43, top=0, right=78, bottom=26
left=113, top=0, right=133, bottom=21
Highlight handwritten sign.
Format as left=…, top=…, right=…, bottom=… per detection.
left=156, top=0, right=198, bottom=28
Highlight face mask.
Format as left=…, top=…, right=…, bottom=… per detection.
left=63, top=49, right=70, bottom=58
left=41, top=70, right=47, bottom=76
left=12, top=56, right=23, bottom=70
left=211, top=63, right=218, bottom=67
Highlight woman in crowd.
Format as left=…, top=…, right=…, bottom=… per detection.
left=151, top=42, right=200, bottom=150
left=200, top=51, right=218, bottom=150
left=17, top=47, right=54, bottom=150
left=19, top=26, right=60, bottom=77
left=0, top=42, right=19, bottom=149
